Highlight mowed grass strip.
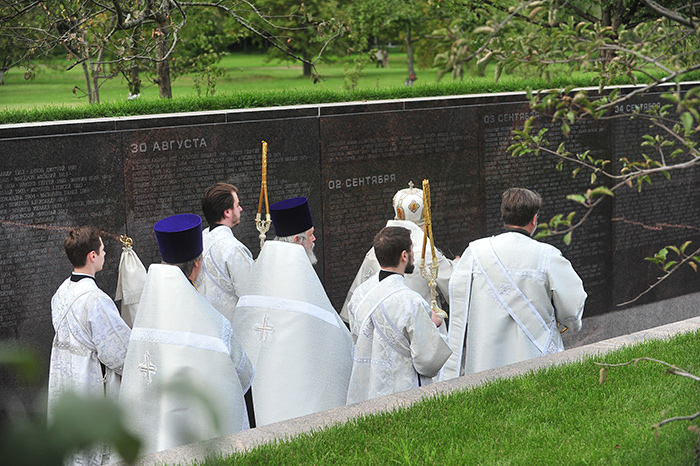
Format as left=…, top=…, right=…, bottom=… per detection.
left=198, top=330, right=700, bottom=466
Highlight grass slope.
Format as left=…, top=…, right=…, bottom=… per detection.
left=201, top=330, right=700, bottom=466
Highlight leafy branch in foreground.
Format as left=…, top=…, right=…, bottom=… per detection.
left=0, top=343, right=140, bottom=465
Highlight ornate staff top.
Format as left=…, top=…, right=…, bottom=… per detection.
left=419, top=179, right=447, bottom=320
left=119, top=234, right=133, bottom=248
left=255, top=141, right=272, bottom=250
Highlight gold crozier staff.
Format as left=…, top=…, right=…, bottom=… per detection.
left=419, top=179, right=448, bottom=320
left=255, top=140, right=272, bottom=250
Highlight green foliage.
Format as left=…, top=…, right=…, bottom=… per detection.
left=342, top=51, right=372, bottom=90
left=255, top=0, right=348, bottom=76
left=1, top=393, right=141, bottom=466
left=646, top=241, right=700, bottom=273
left=193, top=66, right=228, bottom=97
left=0, top=343, right=41, bottom=383
left=0, top=344, right=141, bottom=465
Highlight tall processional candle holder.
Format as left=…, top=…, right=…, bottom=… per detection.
left=419, top=179, right=448, bottom=320
left=255, top=141, right=272, bottom=250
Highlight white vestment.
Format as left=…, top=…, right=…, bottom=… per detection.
left=48, top=276, right=131, bottom=466
left=119, top=264, right=254, bottom=455
left=444, top=232, right=587, bottom=379
left=195, top=226, right=254, bottom=323
left=346, top=273, right=452, bottom=404
left=233, top=241, right=353, bottom=426
left=341, top=219, right=454, bottom=323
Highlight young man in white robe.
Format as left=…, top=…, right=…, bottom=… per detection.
left=195, top=182, right=254, bottom=324
left=48, top=226, right=132, bottom=466
left=346, top=226, right=452, bottom=404
left=119, top=213, right=254, bottom=456
left=443, top=188, right=587, bottom=379
left=233, top=197, right=353, bottom=426
left=341, top=181, right=455, bottom=324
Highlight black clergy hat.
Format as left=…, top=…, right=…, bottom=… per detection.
left=153, top=213, right=203, bottom=263
left=270, top=197, right=313, bottom=237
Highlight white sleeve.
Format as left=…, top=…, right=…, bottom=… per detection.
left=87, top=295, right=131, bottom=374
left=406, top=298, right=452, bottom=378
left=549, top=250, right=587, bottom=333
left=226, top=246, right=255, bottom=297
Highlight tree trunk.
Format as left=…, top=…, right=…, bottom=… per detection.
left=600, top=0, right=624, bottom=64
left=130, top=62, right=141, bottom=96
left=406, top=26, right=415, bottom=78
left=155, top=6, right=172, bottom=98
left=405, top=26, right=417, bottom=86
left=303, top=54, right=312, bottom=77
left=81, top=60, right=95, bottom=104
left=611, top=0, right=625, bottom=32
left=91, top=47, right=104, bottom=104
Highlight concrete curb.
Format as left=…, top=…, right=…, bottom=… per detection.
left=112, top=315, right=700, bottom=466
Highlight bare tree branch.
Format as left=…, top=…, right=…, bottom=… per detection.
left=640, top=0, right=697, bottom=28
left=657, top=411, right=700, bottom=427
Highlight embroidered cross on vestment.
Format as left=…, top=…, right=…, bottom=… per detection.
left=254, top=314, right=275, bottom=342
left=138, top=351, right=157, bottom=384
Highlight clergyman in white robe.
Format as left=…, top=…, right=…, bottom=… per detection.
left=233, top=240, right=353, bottom=426
left=346, top=272, right=452, bottom=404
left=443, top=231, right=587, bottom=379
left=119, top=263, right=254, bottom=455
left=48, top=274, right=131, bottom=465
left=195, top=224, right=254, bottom=323
left=341, top=219, right=454, bottom=323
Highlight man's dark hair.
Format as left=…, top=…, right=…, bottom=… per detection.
left=202, top=183, right=238, bottom=226
left=501, top=187, right=542, bottom=227
left=374, top=226, right=411, bottom=268
left=64, top=226, right=102, bottom=268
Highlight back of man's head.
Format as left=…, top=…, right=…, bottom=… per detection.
left=64, top=226, right=102, bottom=268
left=501, top=188, right=542, bottom=227
left=202, top=182, right=237, bottom=226
left=374, top=226, right=411, bottom=268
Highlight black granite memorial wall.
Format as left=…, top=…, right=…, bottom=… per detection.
left=1, top=87, right=699, bottom=400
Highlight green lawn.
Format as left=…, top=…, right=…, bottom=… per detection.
left=0, top=52, right=441, bottom=110
left=199, top=331, right=700, bottom=466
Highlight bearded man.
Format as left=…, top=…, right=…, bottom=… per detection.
left=196, top=182, right=254, bottom=324
left=346, top=226, right=451, bottom=404
left=233, top=196, right=353, bottom=426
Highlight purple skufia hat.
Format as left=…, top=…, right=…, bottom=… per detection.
left=270, top=197, right=313, bottom=237
left=153, top=213, right=203, bottom=263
